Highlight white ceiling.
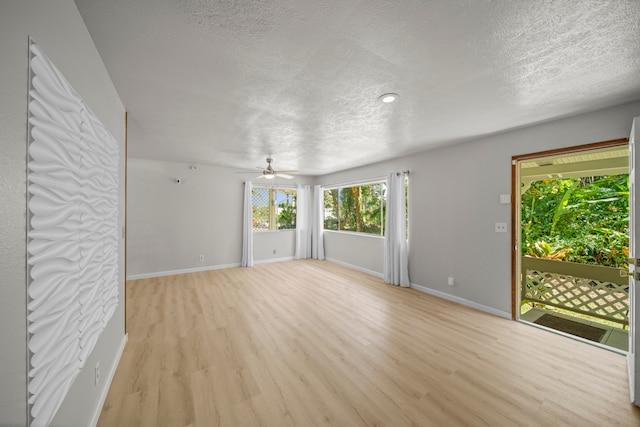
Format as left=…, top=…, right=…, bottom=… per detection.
left=74, top=0, right=640, bottom=176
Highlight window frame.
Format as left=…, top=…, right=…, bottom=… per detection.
left=252, top=186, right=297, bottom=232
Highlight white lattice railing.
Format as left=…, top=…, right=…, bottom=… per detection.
left=521, top=257, right=629, bottom=326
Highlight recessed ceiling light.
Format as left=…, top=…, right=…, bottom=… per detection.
left=378, top=93, right=399, bottom=103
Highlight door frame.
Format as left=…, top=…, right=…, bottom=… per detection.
left=511, top=138, right=629, bottom=320
left=628, top=117, right=639, bottom=404
left=124, top=111, right=128, bottom=333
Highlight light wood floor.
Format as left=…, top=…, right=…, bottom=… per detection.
left=98, top=260, right=640, bottom=427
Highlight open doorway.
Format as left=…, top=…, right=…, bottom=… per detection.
left=513, top=140, right=630, bottom=352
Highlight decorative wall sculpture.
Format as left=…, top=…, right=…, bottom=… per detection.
left=26, top=40, right=120, bottom=427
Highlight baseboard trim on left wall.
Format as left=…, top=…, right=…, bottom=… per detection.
left=90, top=333, right=128, bottom=427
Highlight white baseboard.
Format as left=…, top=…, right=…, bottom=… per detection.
left=325, top=257, right=384, bottom=279
left=254, top=256, right=295, bottom=265
left=321, top=261, right=508, bottom=319
left=90, top=333, right=128, bottom=427
left=410, top=282, right=511, bottom=319
left=127, top=263, right=241, bottom=280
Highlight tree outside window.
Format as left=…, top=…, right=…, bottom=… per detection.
left=324, top=182, right=387, bottom=235
left=252, top=188, right=296, bottom=231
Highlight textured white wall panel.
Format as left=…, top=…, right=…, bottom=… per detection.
left=26, top=41, right=119, bottom=427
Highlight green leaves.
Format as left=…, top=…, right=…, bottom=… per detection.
left=550, top=180, right=578, bottom=236
left=521, top=174, right=629, bottom=267
left=325, top=183, right=385, bottom=234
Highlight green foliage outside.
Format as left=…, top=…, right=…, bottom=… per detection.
left=521, top=174, right=629, bottom=268
left=252, top=204, right=268, bottom=222
left=324, top=184, right=385, bottom=234
left=277, top=192, right=296, bottom=229
left=324, top=189, right=339, bottom=230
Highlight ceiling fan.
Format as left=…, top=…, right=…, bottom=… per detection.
left=255, top=157, right=296, bottom=180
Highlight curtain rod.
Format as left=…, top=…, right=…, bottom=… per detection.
left=322, top=176, right=386, bottom=190
left=250, top=182, right=297, bottom=190
left=322, top=170, right=410, bottom=190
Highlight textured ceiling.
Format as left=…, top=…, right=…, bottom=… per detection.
left=74, top=0, right=640, bottom=175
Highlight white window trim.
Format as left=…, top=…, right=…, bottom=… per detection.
left=322, top=176, right=387, bottom=191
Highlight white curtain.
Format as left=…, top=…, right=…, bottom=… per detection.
left=384, top=172, right=410, bottom=286
left=241, top=181, right=253, bottom=267
left=295, top=185, right=312, bottom=259
left=312, top=185, right=325, bottom=260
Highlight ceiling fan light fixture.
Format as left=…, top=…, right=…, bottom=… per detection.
left=378, top=93, right=399, bottom=103
left=264, top=174, right=275, bottom=179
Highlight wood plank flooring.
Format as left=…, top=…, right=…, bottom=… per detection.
left=98, top=260, right=640, bottom=426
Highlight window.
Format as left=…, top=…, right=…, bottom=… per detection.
left=324, top=182, right=386, bottom=235
left=252, top=188, right=296, bottom=231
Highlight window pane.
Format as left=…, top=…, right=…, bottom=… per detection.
left=251, top=188, right=296, bottom=231
left=339, top=187, right=356, bottom=231
left=277, top=190, right=296, bottom=229
left=360, top=183, right=382, bottom=235
left=381, top=182, right=387, bottom=236
left=324, top=189, right=338, bottom=230
left=321, top=180, right=403, bottom=237
left=252, top=188, right=270, bottom=231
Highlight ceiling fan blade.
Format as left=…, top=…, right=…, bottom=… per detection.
left=277, top=170, right=298, bottom=174
left=276, top=173, right=294, bottom=179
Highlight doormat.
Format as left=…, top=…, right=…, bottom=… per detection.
left=533, top=314, right=607, bottom=343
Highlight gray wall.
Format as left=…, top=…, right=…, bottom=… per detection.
left=0, top=2, right=126, bottom=426
left=317, top=100, right=640, bottom=315
left=254, top=230, right=297, bottom=263
left=126, top=158, right=313, bottom=278
left=323, top=231, right=384, bottom=277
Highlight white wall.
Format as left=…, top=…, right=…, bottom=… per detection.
left=317, top=101, right=640, bottom=315
left=127, top=158, right=313, bottom=278
left=0, top=2, right=126, bottom=426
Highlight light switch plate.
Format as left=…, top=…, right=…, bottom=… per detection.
left=499, top=194, right=511, bottom=204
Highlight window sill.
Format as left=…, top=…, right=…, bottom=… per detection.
left=253, top=229, right=296, bottom=234
left=323, top=230, right=384, bottom=239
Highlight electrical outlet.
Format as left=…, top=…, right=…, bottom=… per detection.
left=494, top=222, right=507, bottom=233
left=199, top=254, right=204, bottom=262
left=95, top=362, right=100, bottom=386
left=447, top=276, right=455, bottom=286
